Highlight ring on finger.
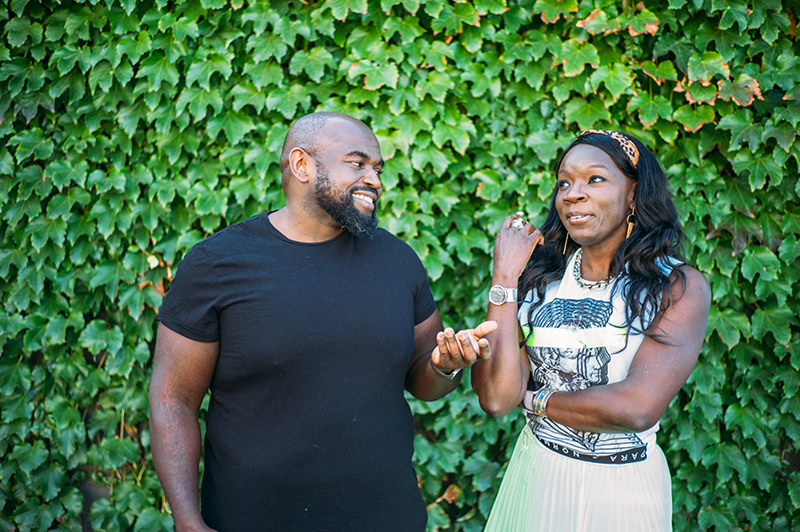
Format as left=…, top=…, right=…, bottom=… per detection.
left=511, top=218, right=525, bottom=229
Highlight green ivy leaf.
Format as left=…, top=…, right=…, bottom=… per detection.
left=289, top=47, right=335, bottom=83
left=326, top=0, right=368, bottom=21
left=707, top=306, right=750, bottom=348
left=186, top=53, right=233, bottom=90
left=751, top=304, right=793, bottom=344
left=673, top=104, right=715, bottom=133
left=8, top=128, right=54, bottom=163
left=348, top=60, right=399, bottom=90
left=718, top=109, right=761, bottom=152
left=589, top=63, right=633, bottom=101
left=534, top=0, right=578, bottom=23
left=206, top=110, right=256, bottom=145
left=687, top=51, right=730, bottom=84
left=137, top=52, right=180, bottom=91
left=732, top=151, right=783, bottom=190
left=701, top=442, right=747, bottom=483
left=564, top=97, right=611, bottom=130
left=8, top=440, right=48, bottom=475
left=5, top=16, right=44, bottom=47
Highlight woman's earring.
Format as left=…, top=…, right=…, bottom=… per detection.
left=626, top=206, right=636, bottom=239
left=563, top=232, right=569, bottom=254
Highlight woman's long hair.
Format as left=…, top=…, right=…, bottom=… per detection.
left=519, top=131, right=685, bottom=340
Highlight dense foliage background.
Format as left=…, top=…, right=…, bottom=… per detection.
left=1, top=0, right=799, bottom=530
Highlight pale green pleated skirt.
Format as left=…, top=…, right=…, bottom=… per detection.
left=484, top=425, right=672, bottom=532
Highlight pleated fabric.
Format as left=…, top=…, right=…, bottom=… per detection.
left=484, top=426, right=672, bottom=532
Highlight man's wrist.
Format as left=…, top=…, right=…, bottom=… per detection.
left=430, top=357, right=461, bottom=380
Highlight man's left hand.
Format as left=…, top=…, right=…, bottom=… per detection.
left=431, top=320, right=498, bottom=372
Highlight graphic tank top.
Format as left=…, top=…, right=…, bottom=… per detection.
left=518, top=250, right=679, bottom=464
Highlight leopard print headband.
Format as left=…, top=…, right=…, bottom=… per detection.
left=579, top=129, right=640, bottom=169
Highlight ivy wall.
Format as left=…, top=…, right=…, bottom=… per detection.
left=1, top=0, right=799, bottom=530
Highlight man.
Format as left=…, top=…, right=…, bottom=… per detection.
left=149, top=112, right=495, bottom=531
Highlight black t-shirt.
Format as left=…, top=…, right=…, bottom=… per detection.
left=156, top=212, right=436, bottom=531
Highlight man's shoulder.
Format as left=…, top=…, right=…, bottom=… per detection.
left=194, top=212, right=271, bottom=249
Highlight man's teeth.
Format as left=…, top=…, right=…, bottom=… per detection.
left=353, top=193, right=374, bottom=206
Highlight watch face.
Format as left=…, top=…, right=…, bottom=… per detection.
left=489, top=285, right=506, bottom=305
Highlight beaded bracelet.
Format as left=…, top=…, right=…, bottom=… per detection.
left=531, top=387, right=557, bottom=418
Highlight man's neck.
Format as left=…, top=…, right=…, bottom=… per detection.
left=268, top=206, right=344, bottom=243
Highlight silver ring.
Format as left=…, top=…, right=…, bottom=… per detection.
left=511, top=218, right=525, bottom=229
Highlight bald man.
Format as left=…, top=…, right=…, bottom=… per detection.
left=149, top=113, right=494, bottom=531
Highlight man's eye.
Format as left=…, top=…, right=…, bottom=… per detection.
left=375, top=168, right=383, bottom=176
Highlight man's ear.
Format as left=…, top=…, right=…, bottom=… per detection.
left=289, top=148, right=313, bottom=184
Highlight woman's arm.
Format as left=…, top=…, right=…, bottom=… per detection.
left=471, top=214, right=543, bottom=417
left=542, top=265, right=711, bottom=433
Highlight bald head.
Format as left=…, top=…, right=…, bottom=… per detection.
left=280, top=112, right=374, bottom=190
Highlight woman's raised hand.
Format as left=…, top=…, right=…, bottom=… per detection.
left=493, top=212, right=544, bottom=281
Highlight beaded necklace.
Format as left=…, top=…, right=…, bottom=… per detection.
left=573, top=249, right=616, bottom=290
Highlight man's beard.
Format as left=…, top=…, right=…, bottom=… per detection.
left=313, top=165, right=379, bottom=238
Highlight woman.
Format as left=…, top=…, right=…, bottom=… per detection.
left=466, top=130, right=711, bottom=531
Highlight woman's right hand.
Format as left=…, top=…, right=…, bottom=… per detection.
left=493, top=213, right=544, bottom=281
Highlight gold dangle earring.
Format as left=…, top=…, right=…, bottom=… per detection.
left=563, top=232, right=569, bottom=254
left=626, top=206, right=635, bottom=239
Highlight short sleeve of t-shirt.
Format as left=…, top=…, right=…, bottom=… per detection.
left=410, top=252, right=436, bottom=326
left=156, top=245, right=221, bottom=343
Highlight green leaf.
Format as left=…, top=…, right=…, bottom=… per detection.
left=289, top=47, right=335, bottom=83
left=751, top=304, right=793, bottom=344
left=534, top=0, right=578, bottom=23
left=701, top=442, right=747, bottom=483
left=26, top=215, right=66, bottom=251
left=8, top=440, right=49, bottom=475
left=348, top=60, right=399, bottom=90
left=732, top=151, right=783, bottom=190
left=0, top=356, right=31, bottom=395
left=186, top=53, right=233, bottom=90
left=326, top=0, right=368, bottom=20
left=589, top=63, right=633, bottom=101
left=416, top=70, right=454, bottom=102
left=564, top=97, right=611, bottom=130
left=90, top=260, right=136, bottom=300
left=718, top=109, right=761, bottom=152
left=266, top=84, right=311, bottom=119
left=706, top=306, right=750, bottom=348
left=206, top=110, right=256, bottom=145
left=5, top=16, right=44, bottom=47
left=8, top=128, right=54, bottom=163
left=557, top=40, right=599, bottom=77
left=673, top=105, right=715, bottom=133
left=626, top=93, right=673, bottom=127
left=137, top=52, right=180, bottom=91
left=740, top=246, right=780, bottom=282
left=687, top=51, right=730, bottom=84
left=431, top=2, right=479, bottom=35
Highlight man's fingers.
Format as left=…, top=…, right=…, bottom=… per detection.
left=477, top=338, right=492, bottom=360
left=472, top=320, right=498, bottom=339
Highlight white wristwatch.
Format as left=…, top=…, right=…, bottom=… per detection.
left=488, top=285, right=518, bottom=305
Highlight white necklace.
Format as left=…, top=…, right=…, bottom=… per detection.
left=573, top=249, right=616, bottom=290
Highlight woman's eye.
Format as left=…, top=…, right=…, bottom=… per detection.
left=589, top=175, right=606, bottom=183
left=558, top=180, right=570, bottom=189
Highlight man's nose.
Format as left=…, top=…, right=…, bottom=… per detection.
left=363, top=167, right=382, bottom=190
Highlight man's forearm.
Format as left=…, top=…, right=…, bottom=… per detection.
left=150, top=399, right=210, bottom=531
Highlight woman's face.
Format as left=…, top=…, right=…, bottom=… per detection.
left=555, top=144, right=637, bottom=253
